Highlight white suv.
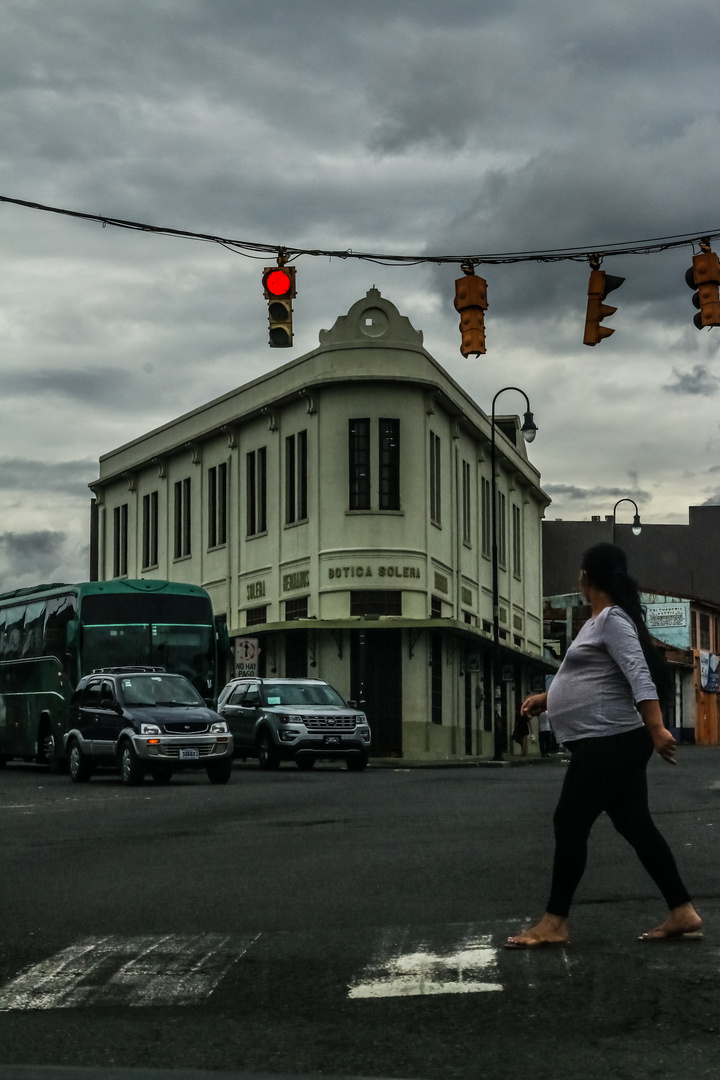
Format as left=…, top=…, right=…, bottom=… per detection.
left=218, top=677, right=371, bottom=770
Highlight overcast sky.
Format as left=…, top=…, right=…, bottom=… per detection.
left=2, top=0, right=720, bottom=591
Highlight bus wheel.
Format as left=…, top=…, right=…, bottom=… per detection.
left=37, top=720, right=57, bottom=769
left=119, top=742, right=145, bottom=786
left=68, top=740, right=93, bottom=783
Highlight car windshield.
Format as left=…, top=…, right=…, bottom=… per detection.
left=118, top=674, right=205, bottom=707
left=261, top=681, right=347, bottom=707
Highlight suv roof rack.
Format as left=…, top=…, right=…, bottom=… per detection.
left=91, top=666, right=167, bottom=674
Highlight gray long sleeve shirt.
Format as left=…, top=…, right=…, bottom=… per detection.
left=546, top=605, right=658, bottom=744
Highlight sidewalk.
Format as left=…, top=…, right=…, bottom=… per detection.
left=366, top=751, right=570, bottom=769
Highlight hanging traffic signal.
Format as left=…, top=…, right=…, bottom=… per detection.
left=454, top=268, right=488, bottom=356
left=262, top=265, right=296, bottom=347
left=583, top=268, right=625, bottom=346
left=685, top=245, right=720, bottom=329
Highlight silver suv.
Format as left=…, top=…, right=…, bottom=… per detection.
left=218, top=677, right=371, bottom=770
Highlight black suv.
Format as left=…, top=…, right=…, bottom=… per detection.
left=217, top=677, right=371, bottom=770
left=64, top=667, right=234, bottom=785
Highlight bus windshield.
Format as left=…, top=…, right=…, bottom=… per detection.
left=81, top=593, right=215, bottom=698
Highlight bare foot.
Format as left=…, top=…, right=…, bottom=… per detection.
left=506, top=913, right=570, bottom=948
left=638, top=902, right=703, bottom=941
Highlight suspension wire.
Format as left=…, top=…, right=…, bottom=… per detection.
left=2, top=193, right=719, bottom=266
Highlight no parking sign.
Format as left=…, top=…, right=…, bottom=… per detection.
left=234, top=637, right=261, bottom=678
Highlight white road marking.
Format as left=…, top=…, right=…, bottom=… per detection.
left=348, top=933, right=502, bottom=998
left=0, top=932, right=260, bottom=1010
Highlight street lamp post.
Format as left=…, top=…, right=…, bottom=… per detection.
left=612, top=498, right=642, bottom=545
left=490, top=387, right=537, bottom=761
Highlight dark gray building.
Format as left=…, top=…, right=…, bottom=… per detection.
left=543, top=504, right=720, bottom=604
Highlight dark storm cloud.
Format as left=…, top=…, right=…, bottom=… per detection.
left=663, top=365, right=720, bottom=396
left=0, top=529, right=88, bottom=593
left=544, top=484, right=651, bottom=502
left=2, top=0, right=720, bottom=546
left=0, top=458, right=96, bottom=497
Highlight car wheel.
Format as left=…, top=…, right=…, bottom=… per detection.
left=119, top=742, right=145, bottom=786
left=346, top=754, right=368, bottom=771
left=206, top=759, right=233, bottom=784
left=68, top=739, right=93, bottom=783
left=257, top=731, right=281, bottom=770
left=295, top=755, right=316, bottom=770
left=150, top=766, right=173, bottom=784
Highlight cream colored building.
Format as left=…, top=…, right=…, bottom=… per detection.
left=90, top=290, right=552, bottom=760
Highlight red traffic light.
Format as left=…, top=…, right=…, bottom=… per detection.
left=263, top=266, right=296, bottom=300
left=262, top=265, right=296, bottom=347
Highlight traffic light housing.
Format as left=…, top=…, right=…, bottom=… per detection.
left=583, top=268, right=625, bottom=346
left=454, top=269, right=488, bottom=356
left=685, top=247, right=720, bottom=329
left=262, top=265, right=296, bottom=347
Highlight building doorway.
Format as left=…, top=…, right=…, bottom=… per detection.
left=350, top=629, right=402, bottom=755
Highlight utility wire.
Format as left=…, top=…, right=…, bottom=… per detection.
left=2, top=193, right=719, bottom=266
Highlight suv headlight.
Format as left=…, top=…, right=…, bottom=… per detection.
left=210, top=721, right=229, bottom=734
left=140, top=723, right=161, bottom=735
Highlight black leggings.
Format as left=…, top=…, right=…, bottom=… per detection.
left=547, top=726, right=691, bottom=918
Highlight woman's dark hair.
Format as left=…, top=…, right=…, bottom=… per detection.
left=580, top=542, right=672, bottom=704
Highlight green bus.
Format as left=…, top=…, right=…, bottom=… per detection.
left=0, top=579, right=219, bottom=769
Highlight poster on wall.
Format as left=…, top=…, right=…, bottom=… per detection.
left=699, top=651, right=719, bottom=692
left=234, top=637, right=261, bottom=679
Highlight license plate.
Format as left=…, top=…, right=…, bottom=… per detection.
left=323, top=735, right=341, bottom=746
left=179, top=748, right=199, bottom=760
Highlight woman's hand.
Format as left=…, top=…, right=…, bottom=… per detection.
left=520, top=692, right=548, bottom=719
left=638, top=699, right=677, bottom=765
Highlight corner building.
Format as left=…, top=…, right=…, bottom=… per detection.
left=90, top=290, right=551, bottom=760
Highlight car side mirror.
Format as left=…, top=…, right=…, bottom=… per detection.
left=100, top=698, right=120, bottom=712
left=347, top=699, right=357, bottom=708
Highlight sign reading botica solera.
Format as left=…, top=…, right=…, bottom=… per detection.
left=328, top=564, right=421, bottom=580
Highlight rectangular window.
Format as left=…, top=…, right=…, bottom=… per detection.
left=246, top=447, right=267, bottom=536
left=699, top=612, right=711, bottom=651
left=430, top=431, right=441, bottom=525
left=497, top=490, right=507, bottom=568
left=141, top=491, right=158, bottom=569
left=481, top=476, right=491, bottom=556
left=113, top=504, right=128, bottom=577
left=208, top=463, right=227, bottom=549
left=379, top=419, right=400, bottom=510
left=349, top=419, right=370, bottom=510
left=285, top=430, right=308, bottom=524
left=431, top=595, right=443, bottom=618
left=174, top=478, right=191, bottom=558
left=350, top=591, right=402, bottom=617
left=246, top=605, right=268, bottom=626
left=431, top=631, right=442, bottom=725
left=462, top=460, right=471, bottom=545
left=512, top=503, right=522, bottom=579
left=285, top=629, right=308, bottom=677
left=691, top=611, right=697, bottom=649
left=285, top=596, right=309, bottom=620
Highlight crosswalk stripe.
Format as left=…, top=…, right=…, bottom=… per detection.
left=0, top=933, right=260, bottom=1011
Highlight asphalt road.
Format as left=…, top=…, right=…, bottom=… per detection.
left=0, top=749, right=719, bottom=1080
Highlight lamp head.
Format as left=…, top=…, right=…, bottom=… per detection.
left=521, top=410, right=537, bottom=443
left=632, top=513, right=642, bottom=536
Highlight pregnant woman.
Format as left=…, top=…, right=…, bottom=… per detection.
left=506, top=542, right=702, bottom=948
